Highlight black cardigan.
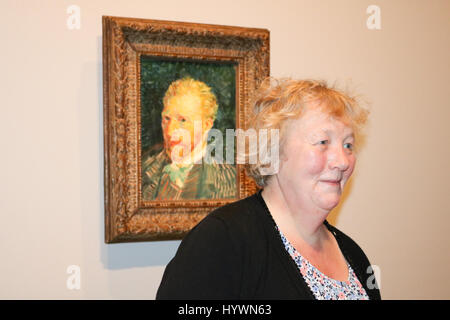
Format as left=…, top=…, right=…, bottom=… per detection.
left=156, top=191, right=381, bottom=300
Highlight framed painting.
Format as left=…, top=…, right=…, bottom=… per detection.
left=103, top=16, right=269, bottom=242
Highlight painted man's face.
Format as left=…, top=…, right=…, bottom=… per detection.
left=161, top=93, right=213, bottom=161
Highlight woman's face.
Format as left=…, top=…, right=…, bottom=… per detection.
left=276, top=106, right=356, bottom=213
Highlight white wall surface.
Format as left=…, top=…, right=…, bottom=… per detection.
left=1, top=0, right=449, bottom=299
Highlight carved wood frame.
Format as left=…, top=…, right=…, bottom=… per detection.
left=103, top=16, right=269, bottom=243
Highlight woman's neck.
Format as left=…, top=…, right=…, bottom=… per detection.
left=261, top=179, right=330, bottom=248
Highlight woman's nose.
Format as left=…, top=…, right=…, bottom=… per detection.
left=329, top=145, right=350, bottom=171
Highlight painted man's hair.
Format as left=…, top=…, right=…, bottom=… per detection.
left=163, top=77, right=218, bottom=121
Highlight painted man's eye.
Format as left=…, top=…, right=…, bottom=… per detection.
left=344, top=143, right=353, bottom=150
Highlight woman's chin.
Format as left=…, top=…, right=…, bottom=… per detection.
left=315, top=195, right=341, bottom=212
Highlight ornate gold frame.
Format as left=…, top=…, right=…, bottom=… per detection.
left=103, top=16, right=269, bottom=243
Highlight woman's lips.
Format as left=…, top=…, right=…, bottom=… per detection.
left=321, top=180, right=340, bottom=185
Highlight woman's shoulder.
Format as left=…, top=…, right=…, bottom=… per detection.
left=173, top=192, right=267, bottom=263
left=156, top=193, right=264, bottom=299
left=208, top=193, right=261, bottom=223
left=189, top=193, right=264, bottom=243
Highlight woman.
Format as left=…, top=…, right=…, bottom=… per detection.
left=156, top=78, right=381, bottom=300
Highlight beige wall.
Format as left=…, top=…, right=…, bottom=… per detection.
left=1, top=0, right=449, bottom=299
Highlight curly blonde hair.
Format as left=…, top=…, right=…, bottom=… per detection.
left=246, top=77, right=369, bottom=187
left=163, top=77, right=218, bottom=120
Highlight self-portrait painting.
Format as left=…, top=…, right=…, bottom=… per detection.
left=140, top=58, right=237, bottom=201
left=103, top=16, right=269, bottom=242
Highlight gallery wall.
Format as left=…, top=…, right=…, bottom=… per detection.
left=1, top=0, right=449, bottom=299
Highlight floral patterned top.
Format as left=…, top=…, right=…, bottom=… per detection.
left=276, top=226, right=369, bottom=300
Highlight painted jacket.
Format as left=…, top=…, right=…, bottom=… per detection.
left=142, top=150, right=236, bottom=200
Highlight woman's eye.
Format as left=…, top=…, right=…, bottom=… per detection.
left=344, top=143, right=353, bottom=150
left=318, top=140, right=328, bottom=145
